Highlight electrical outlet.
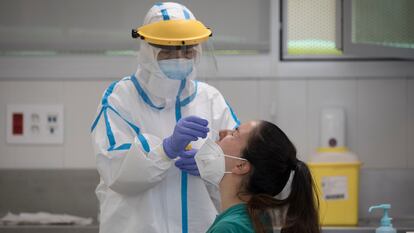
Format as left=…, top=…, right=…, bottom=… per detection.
left=6, top=104, right=64, bottom=144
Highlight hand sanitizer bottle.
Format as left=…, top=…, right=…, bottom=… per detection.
left=368, top=204, right=397, bottom=233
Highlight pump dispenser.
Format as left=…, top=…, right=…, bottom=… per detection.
left=368, top=204, right=396, bottom=233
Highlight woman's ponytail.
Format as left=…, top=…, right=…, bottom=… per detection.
left=242, top=121, right=320, bottom=233
left=282, top=160, right=319, bottom=233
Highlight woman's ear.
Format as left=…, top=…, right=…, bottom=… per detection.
left=231, top=161, right=251, bottom=175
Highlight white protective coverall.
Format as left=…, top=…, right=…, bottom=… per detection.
left=91, top=2, right=240, bottom=233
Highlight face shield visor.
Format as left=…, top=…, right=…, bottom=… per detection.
left=149, top=43, right=217, bottom=81
left=196, top=40, right=218, bottom=81
left=132, top=18, right=218, bottom=81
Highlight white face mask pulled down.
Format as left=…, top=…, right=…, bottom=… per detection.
left=195, top=138, right=248, bottom=187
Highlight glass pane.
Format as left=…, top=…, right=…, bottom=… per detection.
left=193, top=0, right=270, bottom=55
left=287, top=0, right=342, bottom=55
left=352, top=0, right=414, bottom=49
left=0, top=0, right=270, bottom=56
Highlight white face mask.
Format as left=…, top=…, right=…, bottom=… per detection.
left=195, top=138, right=247, bottom=187
left=158, top=58, right=194, bottom=80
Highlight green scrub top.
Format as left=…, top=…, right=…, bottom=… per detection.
left=206, top=203, right=254, bottom=233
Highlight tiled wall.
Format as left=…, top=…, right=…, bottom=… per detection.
left=0, top=77, right=413, bottom=168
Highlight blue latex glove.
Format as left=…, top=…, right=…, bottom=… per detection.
left=175, top=149, right=200, bottom=176
left=163, top=116, right=209, bottom=159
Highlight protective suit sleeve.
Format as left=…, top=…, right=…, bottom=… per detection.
left=91, top=80, right=173, bottom=196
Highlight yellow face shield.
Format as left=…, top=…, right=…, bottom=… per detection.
left=132, top=19, right=212, bottom=46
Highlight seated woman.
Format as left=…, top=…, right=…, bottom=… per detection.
left=196, top=120, right=320, bottom=233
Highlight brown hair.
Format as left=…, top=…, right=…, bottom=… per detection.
left=240, top=121, right=320, bottom=233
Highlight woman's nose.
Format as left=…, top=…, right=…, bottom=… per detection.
left=219, top=130, right=232, bottom=140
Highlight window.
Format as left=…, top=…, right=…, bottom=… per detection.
left=343, top=0, right=414, bottom=59
left=281, top=0, right=414, bottom=60
left=283, top=0, right=342, bottom=58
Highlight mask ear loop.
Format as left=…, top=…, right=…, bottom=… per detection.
left=224, top=154, right=248, bottom=161
left=223, top=155, right=248, bottom=174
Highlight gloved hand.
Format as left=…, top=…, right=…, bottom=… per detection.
left=175, top=149, right=200, bottom=176
left=163, top=116, right=209, bottom=159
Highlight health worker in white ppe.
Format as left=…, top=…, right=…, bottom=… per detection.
left=90, top=2, right=240, bottom=233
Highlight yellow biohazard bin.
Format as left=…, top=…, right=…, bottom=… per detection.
left=308, top=147, right=361, bottom=226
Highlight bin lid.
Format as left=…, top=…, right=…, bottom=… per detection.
left=309, top=147, right=360, bottom=163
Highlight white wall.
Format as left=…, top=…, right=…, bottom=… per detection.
left=216, top=77, right=414, bottom=167
left=0, top=77, right=413, bottom=169
left=0, top=80, right=110, bottom=168
left=0, top=0, right=413, bottom=169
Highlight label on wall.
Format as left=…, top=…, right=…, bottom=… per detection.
left=321, top=176, right=348, bottom=200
